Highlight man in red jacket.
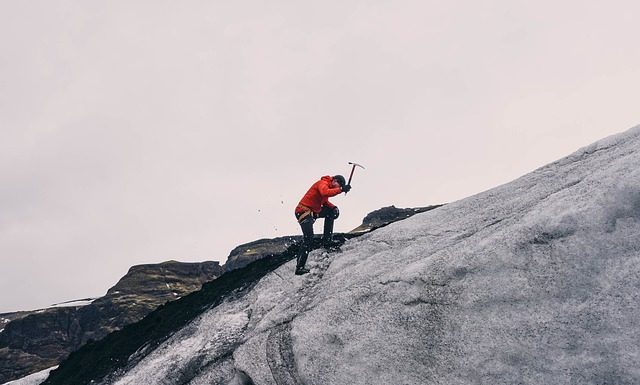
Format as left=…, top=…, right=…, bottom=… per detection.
left=294, top=175, right=351, bottom=275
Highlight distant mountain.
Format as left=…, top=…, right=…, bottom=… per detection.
left=0, top=261, right=223, bottom=384
left=37, top=125, right=640, bottom=385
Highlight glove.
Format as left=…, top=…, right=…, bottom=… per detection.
left=342, top=184, right=352, bottom=193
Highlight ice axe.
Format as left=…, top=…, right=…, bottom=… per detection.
left=345, top=162, right=365, bottom=194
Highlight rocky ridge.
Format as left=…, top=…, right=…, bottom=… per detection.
left=0, top=261, right=223, bottom=384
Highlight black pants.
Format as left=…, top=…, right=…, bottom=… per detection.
left=295, top=206, right=338, bottom=269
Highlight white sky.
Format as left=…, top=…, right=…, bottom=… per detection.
left=1, top=0, right=638, bottom=313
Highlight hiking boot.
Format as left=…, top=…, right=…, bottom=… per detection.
left=295, top=267, right=310, bottom=275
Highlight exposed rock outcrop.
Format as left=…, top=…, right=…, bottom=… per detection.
left=0, top=261, right=222, bottom=384
left=349, top=205, right=443, bottom=233
left=223, top=236, right=301, bottom=272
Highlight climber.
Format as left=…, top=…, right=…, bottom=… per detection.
left=293, top=175, right=351, bottom=275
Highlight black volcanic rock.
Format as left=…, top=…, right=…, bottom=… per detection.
left=349, top=205, right=443, bottom=233
left=223, top=236, right=301, bottom=272
left=0, top=260, right=222, bottom=384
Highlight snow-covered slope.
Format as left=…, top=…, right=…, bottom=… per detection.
left=58, top=126, right=640, bottom=384
left=3, top=367, right=57, bottom=385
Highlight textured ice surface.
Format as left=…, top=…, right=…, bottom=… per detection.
left=105, top=125, right=640, bottom=384
left=2, top=367, right=57, bottom=385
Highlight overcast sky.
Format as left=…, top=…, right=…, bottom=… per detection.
left=1, top=1, right=639, bottom=313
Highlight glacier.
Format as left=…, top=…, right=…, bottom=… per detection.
left=32, top=125, right=640, bottom=384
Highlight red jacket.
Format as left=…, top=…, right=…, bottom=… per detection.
left=297, top=176, right=342, bottom=213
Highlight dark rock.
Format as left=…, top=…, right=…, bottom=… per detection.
left=223, top=237, right=301, bottom=272
left=349, top=205, right=443, bottom=234
left=0, top=260, right=222, bottom=384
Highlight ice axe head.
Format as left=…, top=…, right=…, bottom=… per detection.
left=347, top=161, right=365, bottom=188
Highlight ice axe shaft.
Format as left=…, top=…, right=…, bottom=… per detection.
left=346, top=162, right=365, bottom=194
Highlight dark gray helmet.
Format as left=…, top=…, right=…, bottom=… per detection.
left=333, top=175, right=346, bottom=187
